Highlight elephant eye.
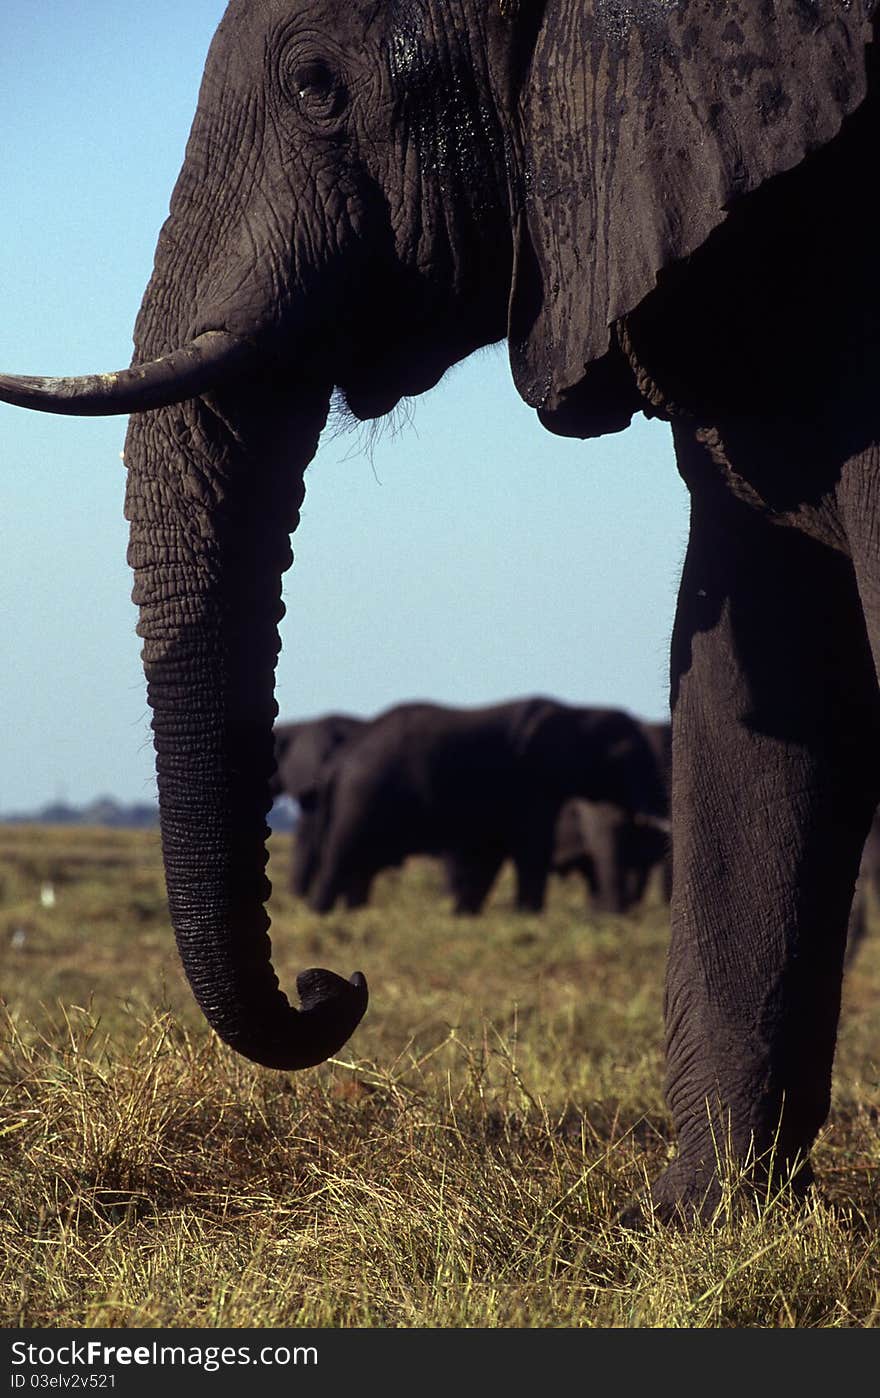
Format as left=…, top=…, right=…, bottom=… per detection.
left=287, top=58, right=348, bottom=122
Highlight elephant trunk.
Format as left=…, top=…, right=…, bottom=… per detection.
left=123, top=376, right=367, bottom=1069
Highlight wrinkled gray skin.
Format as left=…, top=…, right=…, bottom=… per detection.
left=271, top=714, right=366, bottom=896
left=2, top=1, right=880, bottom=1225
left=303, top=698, right=667, bottom=915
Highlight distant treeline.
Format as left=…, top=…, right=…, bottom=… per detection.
left=0, top=797, right=160, bottom=829
left=0, top=794, right=299, bottom=833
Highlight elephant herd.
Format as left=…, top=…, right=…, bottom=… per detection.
left=271, top=700, right=879, bottom=969
left=270, top=699, right=672, bottom=917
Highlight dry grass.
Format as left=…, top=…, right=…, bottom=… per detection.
left=0, top=823, right=878, bottom=1328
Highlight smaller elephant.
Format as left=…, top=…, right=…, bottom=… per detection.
left=271, top=714, right=366, bottom=897
left=638, top=719, right=673, bottom=903
left=846, top=806, right=880, bottom=968
left=449, top=722, right=671, bottom=917
left=551, top=798, right=670, bottom=915
left=305, top=697, right=668, bottom=916
left=550, top=719, right=671, bottom=914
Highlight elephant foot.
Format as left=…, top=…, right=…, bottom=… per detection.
left=617, top=1154, right=816, bottom=1231
left=617, top=1168, right=722, bottom=1231
left=452, top=891, right=490, bottom=915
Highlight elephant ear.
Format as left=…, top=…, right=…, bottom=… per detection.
left=509, top=0, right=876, bottom=437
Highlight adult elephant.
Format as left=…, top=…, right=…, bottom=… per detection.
left=304, top=698, right=668, bottom=916
left=1, top=2, right=879, bottom=1223
left=639, top=721, right=673, bottom=903
left=271, top=713, right=366, bottom=896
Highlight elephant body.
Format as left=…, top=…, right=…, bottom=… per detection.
left=303, top=698, right=667, bottom=916
left=4, top=0, right=880, bottom=1222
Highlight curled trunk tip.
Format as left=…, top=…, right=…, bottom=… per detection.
left=227, top=967, right=370, bottom=1071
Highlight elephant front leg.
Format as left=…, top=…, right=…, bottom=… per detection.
left=512, top=815, right=555, bottom=912
left=308, top=777, right=386, bottom=915
left=644, top=428, right=880, bottom=1225
left=446, top=850, right=505, bottom=915
left=290, top=806, right=321, bottom=898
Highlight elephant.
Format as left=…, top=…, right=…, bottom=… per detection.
left=272, top=714, right=366, bottom=805
left=550, top=719, right=671, bottom=913
left=638, top=720, right=673, bottom=903
left=845, top=806, right=880, bottom=967
left=301, top=698, right=668, bottom=916
left=2, top=1, right=879, bottom=1224
left=270, top=713, right=366, bottom=896
left=444, top=717, right=672, bottom=916
left=551, top=797, right=668, bottom=914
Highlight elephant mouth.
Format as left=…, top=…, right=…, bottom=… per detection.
left=340, top=381, right=405, bottom=421
left=338, top=347, right=452, bottom=422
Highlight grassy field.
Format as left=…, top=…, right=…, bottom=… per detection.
left=0, top=822, right=878, bottom=1329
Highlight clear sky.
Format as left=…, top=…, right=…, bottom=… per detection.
left=0, top=1, right=689, bottom=816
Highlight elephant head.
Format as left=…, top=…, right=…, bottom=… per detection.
left=0, top=0, right=531, bottom=1071
left=0, top=1, right=875, bottom=1078
left=271, top=714, right=365, bottom=802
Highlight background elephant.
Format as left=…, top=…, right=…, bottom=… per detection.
left=272, top=714, right=365, bottom=805
left=551, top=798, right=668, bottom=914
left=551, top=719, right=671, bottom=914
left=639, top=720, right=673, bottom=903
left=304, top=698, right=668, bottom=916
left=271, top=713, right=366, bottom=896
left=3, top=1, right=880, bottom=1224
left=451, top=718, right=672, bottom=916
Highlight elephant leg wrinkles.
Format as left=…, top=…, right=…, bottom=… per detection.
left=644, top=423, right=880, bottom=1225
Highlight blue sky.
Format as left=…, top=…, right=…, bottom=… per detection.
left=0, top=2, right=689, bottom=814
